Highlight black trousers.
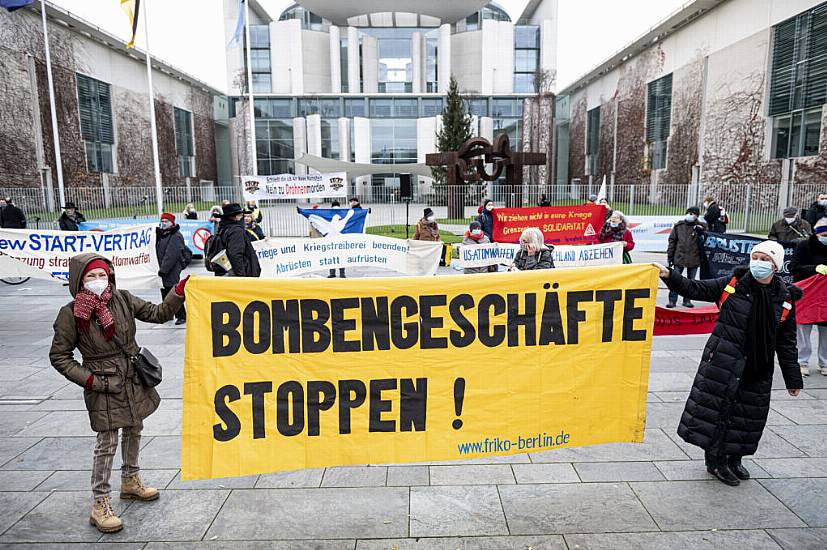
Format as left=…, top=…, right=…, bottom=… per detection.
left=160, top=287, right=186, bottom=321
left=704, top=449, right=742, bottom=468
left=329, top=268, right=346, bottom=277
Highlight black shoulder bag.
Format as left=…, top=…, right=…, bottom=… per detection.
left=112, top=334, right=163, bottom=388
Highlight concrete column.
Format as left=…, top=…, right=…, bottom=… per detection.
left=329, top=25, right=341, bottom=93
left=540, top=20, right=557, bottom=86
left=353, top=117, right=371, bottom=197
left=438, top=24, right=451, bottom=94
left=347, top=27, right=360, bottom=93
left=482, top=20, right=513, bottom=94
left=480, top=116, right=494, bottom=142
left=338, top=117, right=351, bottom=161
left=362, top=35, right=379, bottom=93
left=270, top=20, right=303, bottom=95
left=306, top=114, right=322, bottom=176
left=411, top=32, right=422, bottom=93
left=293, top=117, right=307, bottom=176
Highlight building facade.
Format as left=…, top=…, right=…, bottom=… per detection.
left=223, top=0, right=558, bottom=198
left=0, top=1, right=221, bottom=203
left=557, top=0, right=827, bottom=201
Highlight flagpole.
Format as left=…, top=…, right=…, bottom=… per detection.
left=40, top=0, right=65, bottom=210
left=142, top=0, right=163, bottom=216
left=243, top=0, right=257, bottom=176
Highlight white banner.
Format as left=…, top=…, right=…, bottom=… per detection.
left=242, top=172, right=348, bottom=201
left=0, top=226, right=159, bottom=289
left=253, top=234, right=443, bottom=277
left=454, top=242, right=624, bottom=270
left=627, top=216, right=680, bottom=252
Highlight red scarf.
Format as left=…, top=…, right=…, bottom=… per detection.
left=73, top=285, right=116, bottom=340
left=465, top=230, right=485, bottom=241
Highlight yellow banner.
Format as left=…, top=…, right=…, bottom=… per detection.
left=182, top=265, right=658, bottom=480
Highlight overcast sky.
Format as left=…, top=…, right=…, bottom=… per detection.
left=48, top=0, right=688, bottom=93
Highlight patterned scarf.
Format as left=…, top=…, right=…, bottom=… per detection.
left=73, top=285, right=116, bottom=340
left=600, top=221, right=627, bottom=242
left=464, top=230, right=485, bottom=241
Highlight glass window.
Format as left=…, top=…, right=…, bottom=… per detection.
left=513, top=25, right=540, bottom=93
left=421, top=98, right=443, bottom=117
left=394, top=98, right=418, bottom=117
left=514, top=25, right=540, bottom=49
left=255, top=99, right=293, bottom=119
left=492, top=99, right=522, bottom=117
left=174, top=107, right=194, bottom=177
left=321, top=119, right=340, bottom=159
left=76, top=73, right=114, bottom=173
left=340, top=39, right=349, bottom=92
left=465, top=12, right=480, bottom=31
left=370, top=98, right=393, bottom=117
left=466, top=98, right=488, bottom=116
left=772, top=107, right=822, bottom=158
left=318, top=99, right=341, bottom=118
left=298, top=99, right=318, bottom=116
left=255, top=119, right=295, bottom=175
left=515, top=49, right=538, bottom=73
left=251, top=74, right=271, bottom=93
left=513, top=74, right=535, bottom=94
left=426, top=37, right=438, bottom=92
left=586, top=107, right=599, bottom=175
left=345, top=98, right=366, bottom=117
left=251, top=50, right=270, bottom=73
left=250, top=25, right=270, bottom=48
left=371, top=119, right=417, bottom=165
left=646, top=74, right=672, bottom=155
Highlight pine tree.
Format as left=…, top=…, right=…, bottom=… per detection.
left=433, top=77, right=472, bottom=219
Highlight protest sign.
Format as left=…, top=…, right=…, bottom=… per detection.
left=242, top=172, right=347, bottom=201
left=653, top=305, right=719, bottom=336
left=627, top=216, right=680, bottom=252
left=297, top=207, right=368, bottom=236
left=181, top=265, right=658, bottom=479
left=79, top=218, right=213, bottom=256
left=491, top=205, right=606, bottom=244
left=699, top=232, right=796, bottom=284
left=453, top=242, right=623, bottom=270
left=254, top=234, right=443, bottom=277
left=0, top=225, right=158, bottom=289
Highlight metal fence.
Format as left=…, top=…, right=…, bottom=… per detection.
left=1, top=181, right=824, bottom=237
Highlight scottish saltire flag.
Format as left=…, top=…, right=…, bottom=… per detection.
left=119, top=0, right=141, bottom=48
left=298, top=208, right=368, bottom=236
left=1, top=0, right=34, bottom=12
left=228, top=0, right=245, bottom=47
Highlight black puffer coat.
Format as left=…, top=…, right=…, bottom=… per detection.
left=156, top=225, right=190, bottom=288
left=664, top=267, right=803, bottom=456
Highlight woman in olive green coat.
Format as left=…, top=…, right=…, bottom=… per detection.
left=50, top=253, right=187, bottom=533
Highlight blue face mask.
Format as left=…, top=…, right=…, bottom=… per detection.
left=749, top=259, right=774, bottom=280
left=819, top=236, right=827, bottom=245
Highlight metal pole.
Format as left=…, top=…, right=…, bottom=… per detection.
left=743, top=183, right=752, bottom=233
left=244, top=0, right=257, bottom=176
left=142, top=0, right=163, bottom=216
left=40, top=0, right=65, bottom=209
left=405, top=198, right=410, bottom=239
left=629, top=184, right=635, bottom=216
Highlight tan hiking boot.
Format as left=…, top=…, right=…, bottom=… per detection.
left=90, top=496, right=123, bottom=533
left=120, top=474, right=159, bottom=501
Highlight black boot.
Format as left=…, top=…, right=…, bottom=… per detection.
left=705, top=450, right=740, bottom=487
left=727, top=456, right=750, bottom=480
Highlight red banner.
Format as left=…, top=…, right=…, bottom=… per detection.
left=795, top=274, right=827, bottom=325
left=653, top=305, right=718, bottom=336
left=491, top=205, right=607, bottom=244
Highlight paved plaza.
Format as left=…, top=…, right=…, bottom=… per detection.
left=1, top=260, right=826, bottom=549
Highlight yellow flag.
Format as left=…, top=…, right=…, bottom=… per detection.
left=120, top=0, right=140, bottom=48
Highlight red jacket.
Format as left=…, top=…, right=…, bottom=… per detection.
left=598, top=228, right=635, bottom=251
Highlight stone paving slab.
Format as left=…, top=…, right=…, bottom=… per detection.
left=409, top=486, right=508, bottom=537
left=321, top=466, right=387, bottom=488
left=357, top=535, right=566, bottom=549
left=563, top=530, right=784, bottom=549
left=205, top=488, right=409, bottom=540
left=574, top=461, right=665, bottom=482
left=510, top=463, right=580, bottom=484
left=767, top=527, right=827, bottom=550
left=760, top=478, right=827, bottom=527
left=428, top=465, right=515, bottom=486
left=630, top=480, right=806, bottom=531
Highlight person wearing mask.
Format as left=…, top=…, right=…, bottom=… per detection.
left=0, top=197, right=26, bottom=228
left=477, top=199, right=495, bottom=241
left=208, top=206, right=223, bottom=234
left=804, top=193, right=827, bottom=227
left=703, top=196, right=728, bottom=233
left=326, top=200, right=346, bottom=278
left=769, top=207, right=812, bottom=242
left=213, top=203, right=261, bottom=277
left=155, top=213, right=190, bottom=325
left=462, top=221, right=497, bottom=274
left=538, top=194, right=551, bottom=207
left=597, top=210, right=634, bottom=264
left=182, top=204, right=198, bottom=220
left=789, top=218, right=827, bottom=377
left=666, top=207, right=707, bottom=308
left=653, top=240, right=802, bottom=486
left=246, top=201, right=262, bottom=224
left=414, top=208, right=440, bottom=241
left=509, top=227, right=554, bottom=271
left=49, top=254, right=188, bottom=532
left=244, top=211, right=265, bottom=242
left=58, top=202, right=86, bottom=231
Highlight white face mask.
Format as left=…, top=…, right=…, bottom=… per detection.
left=686, top=214, right=698, bottom=222
left=427, top=216, right=435, bottom=222
left=784, top=217, right=796, bottom=224
left=84, top=279, right=108, bottom=296
left=486, top=204, right=494, bottom=211
left=471, top=229, right=482, bottom=236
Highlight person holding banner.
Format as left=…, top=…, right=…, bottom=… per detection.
left=462, top=221, right=497, bottom=274
left=509, top=228, right=554, bottom=271
left=156, top=213, right=190, bottom=326
left=477, top=199, right=495, bottom=241
left=182, top=204, right=198, bottom=220
left=49, top=254, right=189, bottom=533
left=790, top=218, right=827, bottom=377
left=243, top=211, right=265, bottom=242
left=655, top=240, right=803, bottom=487
left=597, top=210, right=634, bottom=264
left=666, top=207, right=706, bottom=309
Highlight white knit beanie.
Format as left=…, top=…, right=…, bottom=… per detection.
left=751, top=240, right=785, bottom=271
